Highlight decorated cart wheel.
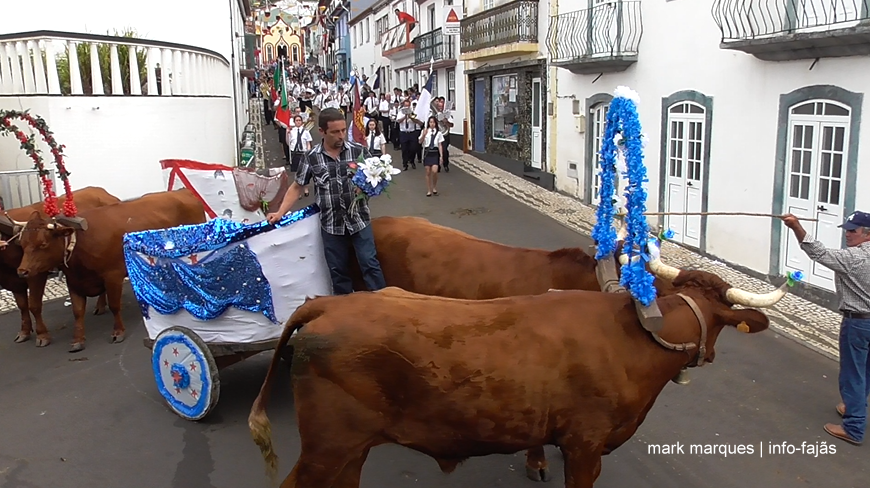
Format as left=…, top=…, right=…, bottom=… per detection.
left=151, top=326, right=220, bottom=421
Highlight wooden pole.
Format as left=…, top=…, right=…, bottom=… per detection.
left=643, top=211, right=818, bottom=222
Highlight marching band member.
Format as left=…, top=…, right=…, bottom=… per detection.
left=287, top=114, right=313, bottom=198
left=433, top=96, right=454, bottom=172
left=338, top=87, right=350, bottom=116
left=378, top=94, right=393, bottom=144
left=364, top=119, right=387, bottom=157
left=389, top=99, right=401, bottom=150
left=419, top=116, right=444, bottom=197
left=396, top=98, right=422, bottom=171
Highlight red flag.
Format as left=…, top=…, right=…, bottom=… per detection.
left=351, top=78, right=366, bottom=144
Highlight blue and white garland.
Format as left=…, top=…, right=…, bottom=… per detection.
left=591, top=86, right=657, bottom=306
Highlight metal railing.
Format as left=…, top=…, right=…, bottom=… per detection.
left=712, top=0, right=870, bottom=41
left=414, top=28, right=456, bottom=66
left=0, top=30, right=231, bottom=96
left=0, top=169, right=56, bottom=209
left=547, top=0, right=642, bottom=63
left=381, top=22, right=418, bottom=55
left=461, top=0, right=539, bottom=53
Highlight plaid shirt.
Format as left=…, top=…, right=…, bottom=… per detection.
left=296, top=140, right=373, bottom=235
left=801, top=235, right=870, bottom=313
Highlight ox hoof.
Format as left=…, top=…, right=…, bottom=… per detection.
left=112, top=333, right=126, bottom=344
left=14, top=332, right=30, bottom=343
left=35, top=336, right=51, bottom=348
left=526, top=465, right=551, bottom=482
left=93, top=307, right=106, bottom=316
left=69, top=342, right=85, bottom=353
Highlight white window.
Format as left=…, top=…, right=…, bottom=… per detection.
left=484, top=0, right=494, bottom=10
left=428, top=5, right=436, bottom=31
left=447, top=68, right=455, bottom=104
left=664, top=101, right=706, bottom=248
left=782, top=100, right=851, bottom=291
left=265, top=44, right=274, bottom=62
left=366, top=18, right=370, bottom=42
left=492, top=74, right=518, bottom=142
left=376, top=16, right=389, bottom=43
left=352, top=25, right=356, bottom=47
left=590, top=102, right=609, bottom=205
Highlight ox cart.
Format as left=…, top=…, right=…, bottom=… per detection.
left=124, top=202, right=332, bottom=420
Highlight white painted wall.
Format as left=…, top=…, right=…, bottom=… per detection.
left=418, top=0, right=467, bottom=140
left=550, top=0, right=870, bottom=280
left=0, top=96, right=235, bottom=201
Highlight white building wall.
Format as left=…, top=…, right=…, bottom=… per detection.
left=0, top=97, right=235, bottom=201
left=417, top=0, right=467, bottom=141
left=550, top=0, right=870, bottom=283
left=349, top=10, right=379, bottom=80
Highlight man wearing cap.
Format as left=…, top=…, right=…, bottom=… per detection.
left=782, top=211, right=870, bottom=445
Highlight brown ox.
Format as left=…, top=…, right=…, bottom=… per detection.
left=355, top=216, right=601, bottom=299
left=352, top=215, right=640, bottom=480
left=0, top=187, right=120, bottom=346
left=17, top=188, right=206, bottom=352
left=249, top=261, right=787, bottom=488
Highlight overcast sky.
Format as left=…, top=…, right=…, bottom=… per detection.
left=1, top=0, right=238, bottom=57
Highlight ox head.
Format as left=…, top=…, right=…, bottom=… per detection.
left=17, top=211, right=75, bottom=277
left=619, top=252, right=786, bottom=366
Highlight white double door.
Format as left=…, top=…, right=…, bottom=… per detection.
left=781, top=106, right=849, bottom=291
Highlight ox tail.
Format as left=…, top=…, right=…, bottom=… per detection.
left=248, top=297, right=327, bottom=482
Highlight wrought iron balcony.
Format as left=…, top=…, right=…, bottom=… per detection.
left=381, top=22, right=418, bottom=57
left=711, top=0, right=870, bottom=61
left=460, top=0, right=539, bottom=57
left=547, top=0, right=642, bottom=74
left=414, top=28, right=455, bottom=67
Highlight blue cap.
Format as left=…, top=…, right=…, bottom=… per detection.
left=839, top=211, right=870, bottom=230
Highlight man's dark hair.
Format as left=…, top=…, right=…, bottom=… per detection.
left=318, top=108, right=345, bottom=131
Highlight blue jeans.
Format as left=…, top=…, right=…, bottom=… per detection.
left=321, top=225, right=386, bottom=295
left=839, top=317, right=870, bottom=441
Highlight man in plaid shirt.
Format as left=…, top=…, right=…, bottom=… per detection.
left=783, top=211, right=870, bottom=446
left=267, top=108, right=387, bottom=295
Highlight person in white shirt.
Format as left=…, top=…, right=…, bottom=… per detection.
left=338, top=87, right=350, bottom=116
left=419, top=116, right=444, bottom=197
left=378, top=94, right=392, bottom=144
left=364, top=119, right=387, bottom=157
left=287, top=114, right=313, bottom=197
left=433, top=97, right=455, bottom=172
left=364, top=92, right=379, bottom=120
left=388, top=101, right=401, bottom=150
left=396, top=98, right=422, bottom=170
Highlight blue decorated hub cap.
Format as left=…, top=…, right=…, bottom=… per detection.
left=155, top=338, right=207, bottom=407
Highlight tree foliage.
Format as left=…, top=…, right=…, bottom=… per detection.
left=55, top=28, right=149, bottom=95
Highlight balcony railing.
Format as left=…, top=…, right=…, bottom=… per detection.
left=547, top=0, right=642, bottom=74
left=0, top=30, right=231, bottom=96
left=461, top=0, right=539, bottom=54
left=414, top=28, right=455, bottom=66
left=381, top=23, right=418, bottom=56
left=711, top=0, right=870, bottom=61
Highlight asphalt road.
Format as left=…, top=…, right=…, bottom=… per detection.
left=0, top=120, right=865, bottom=488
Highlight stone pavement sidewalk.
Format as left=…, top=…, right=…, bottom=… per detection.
left=449, top=151, right=840, bottom=361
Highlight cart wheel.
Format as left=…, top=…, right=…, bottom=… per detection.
left=151, top=326, right=220, bottom=421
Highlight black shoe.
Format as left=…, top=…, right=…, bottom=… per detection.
left=444, top=165, right=450, bottom=173
left=411, top=163, right=417, bottom=169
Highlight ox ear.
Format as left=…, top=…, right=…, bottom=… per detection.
left=713, top=307, right=769, bottom=334
left=29, top=210, right=41, bottom=221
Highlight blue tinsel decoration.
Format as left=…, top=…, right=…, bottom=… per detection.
left=590, top=99, right=622, bottom=259
left=122, top=204, right=319, bottom=321
left=613, top=95, right=657, bottom=307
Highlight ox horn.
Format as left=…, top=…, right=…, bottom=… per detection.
left=725, top=282, right=787, bottom=308
left=648, top=258, right=681, bottom=281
